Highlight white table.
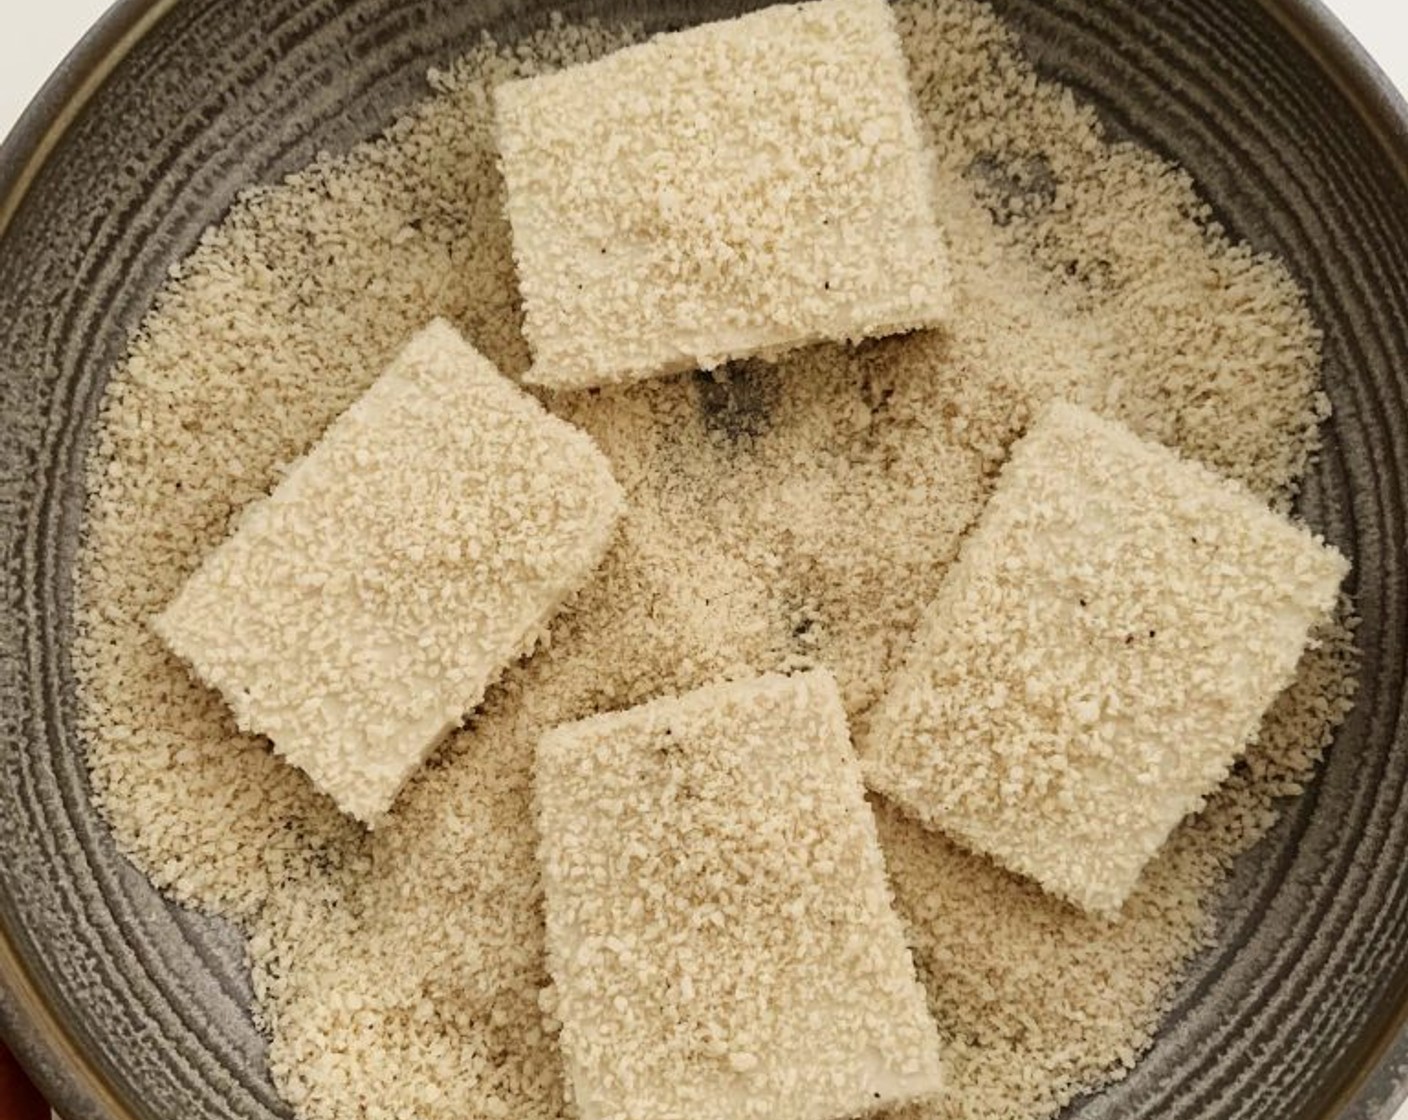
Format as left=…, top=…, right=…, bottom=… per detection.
left=0, top=3, right=1405, bottom=1120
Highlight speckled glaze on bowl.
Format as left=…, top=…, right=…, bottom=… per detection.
left=0, top=1, right=1405, bottom=1118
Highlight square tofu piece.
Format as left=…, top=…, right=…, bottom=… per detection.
left=494, top=0, right=951, bottom=391
left=156, top=320, right=624, bottom=826
left=535, top=669, right=943, bottom=1120
left=864, top=402, right=1348, bottom=918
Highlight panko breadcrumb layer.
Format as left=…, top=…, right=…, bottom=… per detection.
left=865, top=403, right=1346, bottom=917
left=537, top=670, right=943, bottom=1120
left=156, top=321, right=623, bottom=825
left=494, top=0, right=951, bottom=390
left=73, top=3, right=1356, bottom=1120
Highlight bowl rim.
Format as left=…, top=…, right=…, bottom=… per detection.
left=2, top=1, right=1408, bottom=1118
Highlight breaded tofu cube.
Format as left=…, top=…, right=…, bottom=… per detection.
left=156, top=320, right=624, bottom=826
left=494, top=0, right=951, bottom=391
left=864, top=402, right=1348, bottom=918
left=535, top=669, right=944, bottom=1120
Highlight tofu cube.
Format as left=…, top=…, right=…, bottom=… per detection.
left=863, top=402, right=1348, bottom=918
left=535, top=669, right=944, bottom=1120
left=156, top=320, right=624, bottom=826
left=494, top=0, right=951, bottom=391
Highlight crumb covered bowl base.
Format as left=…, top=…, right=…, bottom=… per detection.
left=0, top=2, right=1406, bottom=1120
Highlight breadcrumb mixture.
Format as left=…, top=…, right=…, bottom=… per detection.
left=73, top=3, right=1357, bottom=1120
left=537, top=670, right=943, bottom=1120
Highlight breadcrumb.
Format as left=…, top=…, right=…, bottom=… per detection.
left=494, top=0, right=951, bottom=390
left=155, top=321, right=624, bottom=825
left=71, top=3, right=1356, bottom=1120
left=536, top=670, right=943, bottom=1120
left=864, top=403, right=1347, bottom=917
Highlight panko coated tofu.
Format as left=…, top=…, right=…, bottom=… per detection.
left=494, top=0, right=951, bottom=390
left=864, top=402, right=1348, bottom=918
left=156, top=320, right=624, bottom=826
left=535, top=669, right=943, bottom=1120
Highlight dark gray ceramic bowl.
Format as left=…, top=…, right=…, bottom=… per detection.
left=1, top=0, right=1406, bottom=1118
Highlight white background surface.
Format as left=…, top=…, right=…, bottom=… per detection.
left=0, top=1, right=1407, bottom=1119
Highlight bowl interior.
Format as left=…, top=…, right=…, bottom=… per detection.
left=1, top=1, right=1406, bottom=1118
